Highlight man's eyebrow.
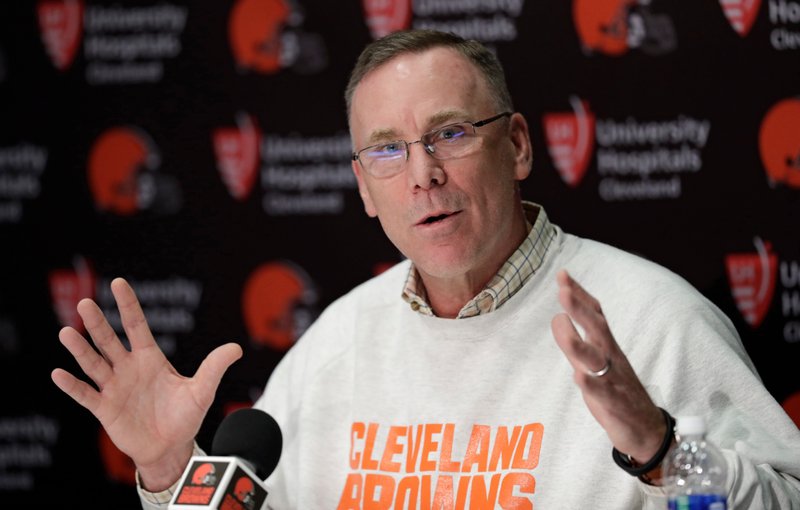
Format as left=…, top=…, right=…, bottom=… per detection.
left=426, top=109, right=468, bottom=128
left=365, top=110, right=469, bottom=144
left=367, top=128, right=399, bottom=144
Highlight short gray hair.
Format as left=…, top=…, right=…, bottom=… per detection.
left=345, top=30, right=513, bottom=119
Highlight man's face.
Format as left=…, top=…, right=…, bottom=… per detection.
left=349, top=47, right=531, bottom=281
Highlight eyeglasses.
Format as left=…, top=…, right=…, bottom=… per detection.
left=352, top=112, right=512, bottom=179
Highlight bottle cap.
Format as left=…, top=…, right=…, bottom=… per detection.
left=676, top=415, right=706, bottom=436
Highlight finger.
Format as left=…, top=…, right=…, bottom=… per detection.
left=77, top=298, right=128, bottom=365
left=51, top=368, right=102, bottom=414
left=111, top=278, right=157, bottom=351
left=556, top=270, right=601, bottom=314
left=59, top=326, right=114, bottom=389
left=556, top=270, right=613, bottom=349
left=191, top=343, right=243, bottom=410
left=551, top=313, right=606, bottom=375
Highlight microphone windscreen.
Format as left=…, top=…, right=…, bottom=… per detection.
left=211, top=408, right=283, bottom=480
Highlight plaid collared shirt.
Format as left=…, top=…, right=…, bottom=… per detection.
left=402, top=202, right=557, bottom=318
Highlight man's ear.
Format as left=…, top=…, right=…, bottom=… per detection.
left=509, top=113, right=533, bottom=181
left=352, top=160, right=378, bottom=217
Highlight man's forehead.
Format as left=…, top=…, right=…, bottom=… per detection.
left=350, top=48, right=491, bottom=142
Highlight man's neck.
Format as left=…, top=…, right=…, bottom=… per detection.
left=417, top=207, right=531, bottom=318
left=419, top=270, right=493, bottom=318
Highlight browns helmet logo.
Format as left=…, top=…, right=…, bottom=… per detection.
left=213, top=113, right=261, bottom=201
left=362, top=0, right=412, bottom=40
left=242, top=262, right=316, bottom=351
left=573, top=0, right=676, bottom=56
left=48, top=255, right=95, bottom=332
left=37, top=0, right=84, bottom=71
left=229, top=0, right=291, bottom=74
left=234, top=476, right=257, bottom=508
left=719, top=0, right=762, bottom=37
left=192, top=462, right=218, bottom=486
left=543, top=97, right=595, bottom=187
left=87, top=127, right=160, bottom=215
left=759, top=97, right=800, bottom=189
left=725, top=237, right=777, bottom=328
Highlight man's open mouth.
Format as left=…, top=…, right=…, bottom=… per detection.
left=418, top=211, right=460, bottom=225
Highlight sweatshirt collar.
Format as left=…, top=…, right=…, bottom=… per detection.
left=402, top=202, right=556, bottom=318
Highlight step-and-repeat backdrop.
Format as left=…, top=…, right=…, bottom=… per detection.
left=1, top=0, right=798, bottom=506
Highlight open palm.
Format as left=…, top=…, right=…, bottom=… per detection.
left=52, top=278, right=242, bottom=489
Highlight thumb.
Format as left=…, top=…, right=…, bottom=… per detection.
left=192, top=342, right=244, bottom=410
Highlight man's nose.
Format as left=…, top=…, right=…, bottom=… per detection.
left=406, top=142, right=447, bottom=191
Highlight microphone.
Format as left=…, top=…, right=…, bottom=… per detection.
left=168, top=409, right=283, bottom=510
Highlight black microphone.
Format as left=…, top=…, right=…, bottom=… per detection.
left=212, top=408, right=283, bottom=480
left=169, top=409, right=283, bottom=510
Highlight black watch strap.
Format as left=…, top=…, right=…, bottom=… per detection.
left=612, top=407, right=676, bottom=478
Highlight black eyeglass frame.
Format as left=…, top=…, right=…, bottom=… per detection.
left=351, top=111, right=513, bottom=170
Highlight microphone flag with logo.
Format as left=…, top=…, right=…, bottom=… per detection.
left=168, top=408, right=283, bottom=510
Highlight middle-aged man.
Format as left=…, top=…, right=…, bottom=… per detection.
left=53, top=30, right=800, bottom=509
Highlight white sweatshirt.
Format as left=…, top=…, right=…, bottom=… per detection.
left=255, top=227, right=800, bottom=509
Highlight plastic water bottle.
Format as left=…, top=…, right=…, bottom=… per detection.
left=662, top=416, right=728, bottom=510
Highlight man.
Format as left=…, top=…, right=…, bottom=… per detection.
left=53, top=30, right=800, bottom=509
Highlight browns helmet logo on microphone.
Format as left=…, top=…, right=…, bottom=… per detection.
left=217, top=469, right=266, bottom=510
left=37, top=0, right=84, bottom=71
left=543, top=97, right=595, bottom=187
left=362, top=0, right=412, bottom=39
left=192, top=463, right=218, bottom=486
left=174, top=461, right=228, bottom=505
left=234, top=476, right=256, bottom=507
left=759, top=97, right=800, bottom=189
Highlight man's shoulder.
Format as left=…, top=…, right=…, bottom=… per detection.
left=322, top=258, right=411, bottom=318
left=561, top=233, right=708, bottom=306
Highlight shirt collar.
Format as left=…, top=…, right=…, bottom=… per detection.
left=401, top=201, right=556, bottom=318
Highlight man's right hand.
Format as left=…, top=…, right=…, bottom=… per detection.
left=51, top=277, right=243, bottom=491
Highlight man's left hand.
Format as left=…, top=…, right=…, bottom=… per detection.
left=551, top=269, right=666, bottom=466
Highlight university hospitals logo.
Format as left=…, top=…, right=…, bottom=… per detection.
left=37, top=0, right=84, bottom=71
left=242, top=262, right=318, bottom=351
left=362, top=0, right=413, bottom=39
left=759, top=97, right=800, bottom=189
left=39, top=1, right=188, bottom=84
left=725, top=237, right=778, bottom=327
left=543, top=97, right=595, bottom=187
left=719, top=0, right=762, bottom=36
left=213, top=113, right=261, bottom=201
left=48, top=255, right=95, bottom=332
left=572, top=0, right=676, bottom=56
